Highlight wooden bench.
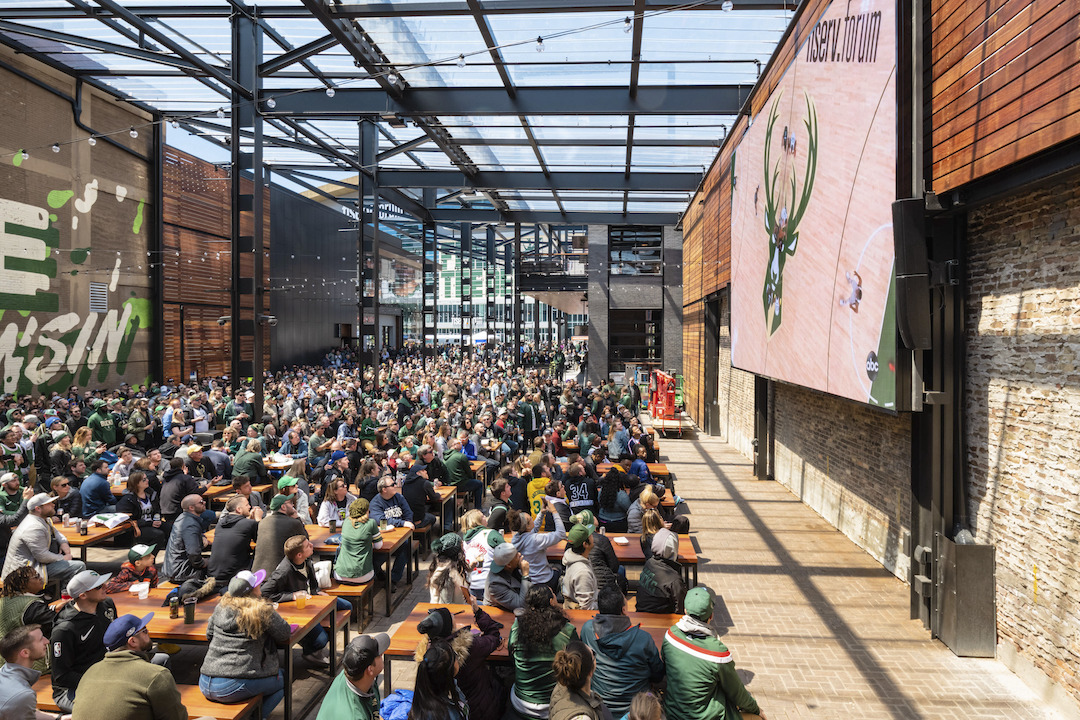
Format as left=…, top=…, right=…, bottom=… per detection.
left=325, top=581, right=374, bottom=630
left=34, top=678, right=261, bottom=720
left=413, top=522, right=432, bottom=558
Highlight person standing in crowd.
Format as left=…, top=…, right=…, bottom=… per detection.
left=200, top=569, right=290, bottom=719
left=73, top=613, right=187, bottom=720
left=316, top=633, right=390, bottom=720
left=661, top=587, right=765, bottom=720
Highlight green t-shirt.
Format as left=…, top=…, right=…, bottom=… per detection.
left=335, top=518, right=382, bottom=580
left=509, top=620, right=578, bottom=706
left=316, top=670, right=381, bottom=720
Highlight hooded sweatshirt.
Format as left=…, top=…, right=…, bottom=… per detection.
left=463, top=525, right=505, bottom=592
left=561, top=545, right=597, bottom=610
left=158, top=466, right=200, bottom=518
left=580, top=614, right=665, bottom=717
left=207, top=511, right=259, bottom=586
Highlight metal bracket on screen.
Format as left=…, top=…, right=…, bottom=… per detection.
left=928, top=259, right=959, bottom=288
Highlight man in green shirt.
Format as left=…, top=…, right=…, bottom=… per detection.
left=444, top=438, right=483, bottom=508
left=316, top=632, right=389, bottom=720
left=86, top=400, right=118, bottom=447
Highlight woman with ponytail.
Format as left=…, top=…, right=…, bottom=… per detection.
left=406, top=642, right=468, bottom=720
left=549, top=641, right=613, bottom=720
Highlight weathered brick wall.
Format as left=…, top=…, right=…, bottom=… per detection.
left=771, top=383, right=912, bottom=579
left=718, top=294, right=756, bottom=457
left=966, top=178, right=1080, bottom=707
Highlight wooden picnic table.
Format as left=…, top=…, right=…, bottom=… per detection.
left=309, top=523, right=414, bottom=617
left=434, top=484, right=456, bottom=532
left=383, top=602, right=680, bottom=695
left=57, top=520, right=134, bottom=561
left=109, top=587, right=338, bottom=720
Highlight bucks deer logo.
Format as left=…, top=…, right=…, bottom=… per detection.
left=761, top=92, right=818, bottom=335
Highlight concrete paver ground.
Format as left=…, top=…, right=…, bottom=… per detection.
left=82, top=427, right=1070, bottom=718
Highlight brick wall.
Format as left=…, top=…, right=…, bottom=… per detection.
left=966, top=177, right=1080, bottom=708
left=771, top=383, right=912, bottom=579
left=718, top=294, right=757, bottom=458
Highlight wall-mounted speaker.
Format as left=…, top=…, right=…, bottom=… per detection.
left=893, top=198, right=932, bottom=349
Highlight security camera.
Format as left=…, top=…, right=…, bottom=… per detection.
left=217, top=316, right=230, bottom=326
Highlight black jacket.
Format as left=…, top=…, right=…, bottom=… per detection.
left=51, top=598, right=117, bottom=693
left=207, top=511, right=259, bottom=587
left=261, top=555, right=319, bottom=602
left=159, top=467, right=201, bottom=517
left=400, top=469, right=438, bottom=520
left=163, top=511, right=207, bottom=582
left=55, top=491, right=83, bottom=520
left=634, top=555, right=685, bottom=614
left=251, top=512, right=307, bottom=577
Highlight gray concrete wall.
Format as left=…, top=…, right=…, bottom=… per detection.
left=663, top=226, right=683, bottom=374
left=586, top=224, right=608, bottom=385
left=608, top=276, right=663, bottom=309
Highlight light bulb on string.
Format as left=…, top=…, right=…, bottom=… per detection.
left=624, top=17, right=633, bottom=32
left=457, top=54, right=466, bottom=68
left=386, top=72, right=399, bottom=84
left=87, top=137, right=97, bottom=146
left=326, top=86, right=336, bottom=98
left=51, top=143, right=61, bottom=153
left=535, top=36, right=545, bottom=52
left=129, top=127, right=138, bottom=138
left=721, top=0, right=733, bottom=10
left=170, top=119, right=179, bottom=129
left=217, top=107, right=226, bottom=119
left=266, top=97, right=277, bottom=109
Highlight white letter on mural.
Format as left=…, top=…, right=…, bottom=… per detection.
left=0, top=323, right=25, bottom=394
left=87, top=303, right=133, bottom=369
left=24, top=313, right=80, bottom=386
left=0, top=199, right=50, bottom=297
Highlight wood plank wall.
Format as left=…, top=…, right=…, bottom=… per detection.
left=930, top=0, right=1080, bottom=191
left=161, top=147, right=270, bottom=382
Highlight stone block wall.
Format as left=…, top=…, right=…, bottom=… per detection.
left=717, top=293, right=757, bottom=458
left=966, top=177, right=1080, bottom=709
left=771, top=383, right=912, bottom=579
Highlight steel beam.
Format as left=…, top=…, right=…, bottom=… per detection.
left=376, top=136, right=432, bottom=161
left=266, top=85, right=747, bottom=117
left=260, top=34, right=338, bottom=75
left=430, top=209, right=682, bottom=224
left=380, top=170, right=701, bottom=192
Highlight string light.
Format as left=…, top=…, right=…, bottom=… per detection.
left=386, top=72, right=399, bottom=84
left=535, top=36, right=545, bottom=52
left=325, top=86, right=336, bottom=98
left=457, top=54, right=466, bottom=68
left=624, top=17, right=633, bottom=32
left=217, top=107, right=225, bottom=119
left=52, top=143, right=60, bottom=153
left=129, top=127, right=138, bottom=138
left=87, top=137, right=97, bottom=146
left=170, top=119, right=179, bottom=129
left=721, top=0, right=733, bottom=9
left=266, top=97, right=277, bottom=109
left=20, top=150, right=28, bottom=160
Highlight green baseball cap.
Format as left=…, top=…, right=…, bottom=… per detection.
left=684, top=586, right=715, bottom=621
left=269, top=493, right=293, bottom=512
left=277, top=476, right=298, bottom=490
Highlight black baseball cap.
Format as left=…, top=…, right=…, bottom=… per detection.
left=342, top=633, right=390, bottom=677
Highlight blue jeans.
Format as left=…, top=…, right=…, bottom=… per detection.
left=299, top=597, right=352, bottom=654
left=200, top=671, right=284, bottom=719
left=457, top=477, right=484, bottom=509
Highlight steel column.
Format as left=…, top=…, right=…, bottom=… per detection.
left=422, top=220, right=437, bottom=364
left=459, top=223, right=473, bottom=354
left=359, top=119, right=379, bottom=373
left=513, top=224, right=522, bottom=366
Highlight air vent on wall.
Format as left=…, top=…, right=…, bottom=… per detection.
left=89, top=282, right=108, bottom=313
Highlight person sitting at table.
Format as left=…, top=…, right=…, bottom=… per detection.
left=159, top=457, right=203, bottom=526
left=252, top=493, right=307, bottom=576
left=112, top=447, right=137, bottom=481
left=261, top=535, right=352, bottom=666
left=661, top=587, right=766, bottom=720
left=279, top=472, right=311, bottom=522
left=635, top=529, right=685, bottom=616
left=203, top=439, right=233, bottom=481
left=51, top=570, right=116, bottom=711
left=334, top=498, right=382, bottom=585
left=317, top=478, right=356, bottom=528
left=561, top=523, right=598, bottom=610
left=316, top=632, right=390, bottom=720
left=0, top=566, right=55, bottom=672
left=627, top=487, right=660, bottom=535
left=162, top=494, right=209, bottom=586
left=507, top=585, right=579, bottom=720
left=74, top=612, right=187, bottom=720
left=184, top=445, right=219, bottom=485
left=115, top=471, right=165, bottom=548
left=628, top=445, right=652, bottom=490
left=322, top=450, right=351, bottom=498
left=51, top=474, right=82, bottom=520
left=484, top=542, right=532, bottom=612
left=200, top=569, right=290, bottom=719
left=233, top=439, right=270, bottom=485
left=568, top=510, right=624, bottom=594
left=463, top=509, right=505, bottom=601
left=549, top=641, right=613, bottom=720
left=543, top=479, right=572, bottom=531
left=207, top=494, right=261, bottom=591
left=580, top=585, right=665, bottom=718
left=232, top=475, right=267, bottom=515
left=279, top=429, right=308, bottom=460
left=444, top=438, right=484, bottom=510
left=508, top=502, right=566, bottom=599
left=79, top=458, right=115, bottom=518
left=596, top=462, right=632, bottom=533
left=103, top=543, right=159, bottom=594
left=485, top=476, right=514, bottom=533
left=355, top=458, right=380, bottom=502
left=368, top=477, right=414, bottom=587
left=416, top=597, right=507, bottom=720
left=2, top=493, right=83, bottom=591
left=426, top=532, right=469, bottom=604
left=400, top=459, right=440, bottom=532
left=408, top=641, right=469, bottom=720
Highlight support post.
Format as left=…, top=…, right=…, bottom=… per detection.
left=486, top=225, right=496, bottom=354
left=359, top=119, right=379, bottom=378
left=459, top=223, right=472, bottom=353
left=513, top=223, right=523, bottom=366
left=422, top=220, right=437, bottom=367
left=230, top=12, right=265, bottom=413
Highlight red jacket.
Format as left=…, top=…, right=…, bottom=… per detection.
left=104, top=561, right=159, bottom=594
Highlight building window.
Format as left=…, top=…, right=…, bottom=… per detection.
left=609, top=226, right=662, bottom=275
left=608, top=309, right=661, bottom=372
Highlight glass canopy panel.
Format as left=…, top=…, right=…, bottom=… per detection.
left=473, top=145, right=543, bottom=168
left=518, top=200, right=563, bottom=212
left=641, top=10, right=790, bottom=62
left=528, top=116, right=628, bottom=141
left=633, top=115, right=734, bottom=141
left=487, top=13, right=631, bottom=86
left=637, top=62, right=760, bottom=86
left=561, top=201, right=627, bottom=213
left=630, top=146, right=720, bottom=170
left=360, top=16, right=504, bottom=87
left=148, top=16, right=233, bottom=59
left=540, top=146, right=628, bottom=169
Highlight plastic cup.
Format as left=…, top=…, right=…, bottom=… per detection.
left=295, top=591, right=308, bottom=610
left=138, top=586, right=149, bottom=600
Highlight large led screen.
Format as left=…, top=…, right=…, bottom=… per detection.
left=730, top=0, right=897, bottom=409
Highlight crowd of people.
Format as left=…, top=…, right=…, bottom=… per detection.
left=0, top=342, right=763, bottom=720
